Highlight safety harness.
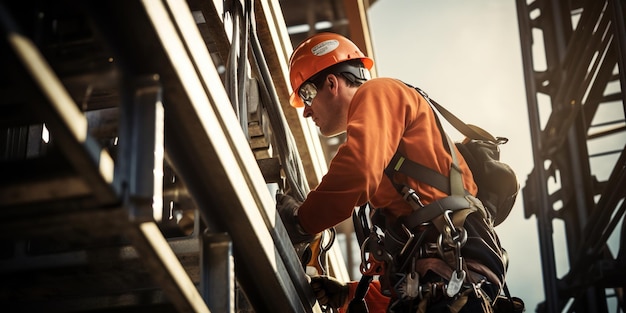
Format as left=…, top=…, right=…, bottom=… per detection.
left=349, top=86, right=523, bottom=312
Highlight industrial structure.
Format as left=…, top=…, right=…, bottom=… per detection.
left=517, top=0, right=625, bottom=312
left=0, top=0, right=624, bottom=312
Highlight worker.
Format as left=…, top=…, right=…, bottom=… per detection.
left=276, top=32, right=504, bottom=312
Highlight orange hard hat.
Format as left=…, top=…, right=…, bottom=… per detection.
left=288, top=32, right=374, bottom=108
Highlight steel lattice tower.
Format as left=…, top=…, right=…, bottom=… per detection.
left=517, top=0, right=626, bottom=312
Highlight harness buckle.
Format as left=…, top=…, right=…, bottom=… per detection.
left=401, top=186, right=425, bottom=208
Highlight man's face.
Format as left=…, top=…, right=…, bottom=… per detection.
left=301, top=74, right=348, bottom=137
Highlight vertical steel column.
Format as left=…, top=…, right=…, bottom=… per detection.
left=126, top=75, right=165, bottom=222
left=518, top=0, right=626, bottom=311
left=610, top=0, right=626, bottom=109
left=515, top=1, right=560, bottom=311
left=201, top=232, right=234, bottom=313
left=119, top=75, right=210, bottom=313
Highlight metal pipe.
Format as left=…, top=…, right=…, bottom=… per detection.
left=248, top=10, right=309, bottom=202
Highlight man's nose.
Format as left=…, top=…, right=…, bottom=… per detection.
left=302, top=106, right=312, bottom=118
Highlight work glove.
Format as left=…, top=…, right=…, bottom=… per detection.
left=276, top=193, right=315, bottom=245
left=310, top=275, right=349, bottom=309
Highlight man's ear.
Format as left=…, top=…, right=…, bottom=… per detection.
left=327, top=74, right=338, bottom=92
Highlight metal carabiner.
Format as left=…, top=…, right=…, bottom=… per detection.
left=359, top=237, right=379, bottom=275
left=440, top=210, right=468, bottom=248
left=442, top=210, right=458, bottom=238
left=359, top=232, right=388, bottom=276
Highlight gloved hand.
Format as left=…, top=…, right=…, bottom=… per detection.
left=310, top=275, right=349, bottom=309
left=276, top=193, right=315, bottom=244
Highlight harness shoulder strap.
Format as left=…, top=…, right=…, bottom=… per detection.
left=412, top=86, right=465, bottom=197
left=385, top=84, right=467, bottom=200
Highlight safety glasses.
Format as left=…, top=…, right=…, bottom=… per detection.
left=298, top=81, right=318, bottom=107
left=298, top=64, right=370, bottom=107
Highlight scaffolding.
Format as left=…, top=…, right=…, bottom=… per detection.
left=0, top=0, right=345, bottom=312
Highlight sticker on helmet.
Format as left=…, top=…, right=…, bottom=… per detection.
left=311, top=40, right=339, bottom=56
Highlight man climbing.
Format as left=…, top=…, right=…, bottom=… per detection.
left=277, top=32, right=512, bottom=312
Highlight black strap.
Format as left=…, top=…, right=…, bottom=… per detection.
left=350, top=204, right=388, bottom=312
left=348, top=207, right=370, bottom=313
left=385, top=153, right=450, bottom=194
left=347, top=275, right=373, bottom=313
left=412, top=86, right=498, bottom=143
left=398, top=195, right=470, bottom=229
left=353, top=204, right=370, bottom=247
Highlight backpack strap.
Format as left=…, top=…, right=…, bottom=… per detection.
left=445, top=133, right=465, bottom=197
left=412, top=85, right=498, bottom=143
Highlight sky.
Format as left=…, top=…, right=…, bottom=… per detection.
left=367, top=0, right=545, bottom=310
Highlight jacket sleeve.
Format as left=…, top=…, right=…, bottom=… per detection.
left=298, top=79, right=416, bottom=234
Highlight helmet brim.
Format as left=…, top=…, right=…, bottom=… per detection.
left=289, top=92, right=305, bottom=108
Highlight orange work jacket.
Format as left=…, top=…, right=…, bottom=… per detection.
left=298, top=78, right=477, bottom=234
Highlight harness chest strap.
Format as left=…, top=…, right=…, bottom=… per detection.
left=385, top=146, right=465, bottom=195
left=387, top=154, right=451, bottom=194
